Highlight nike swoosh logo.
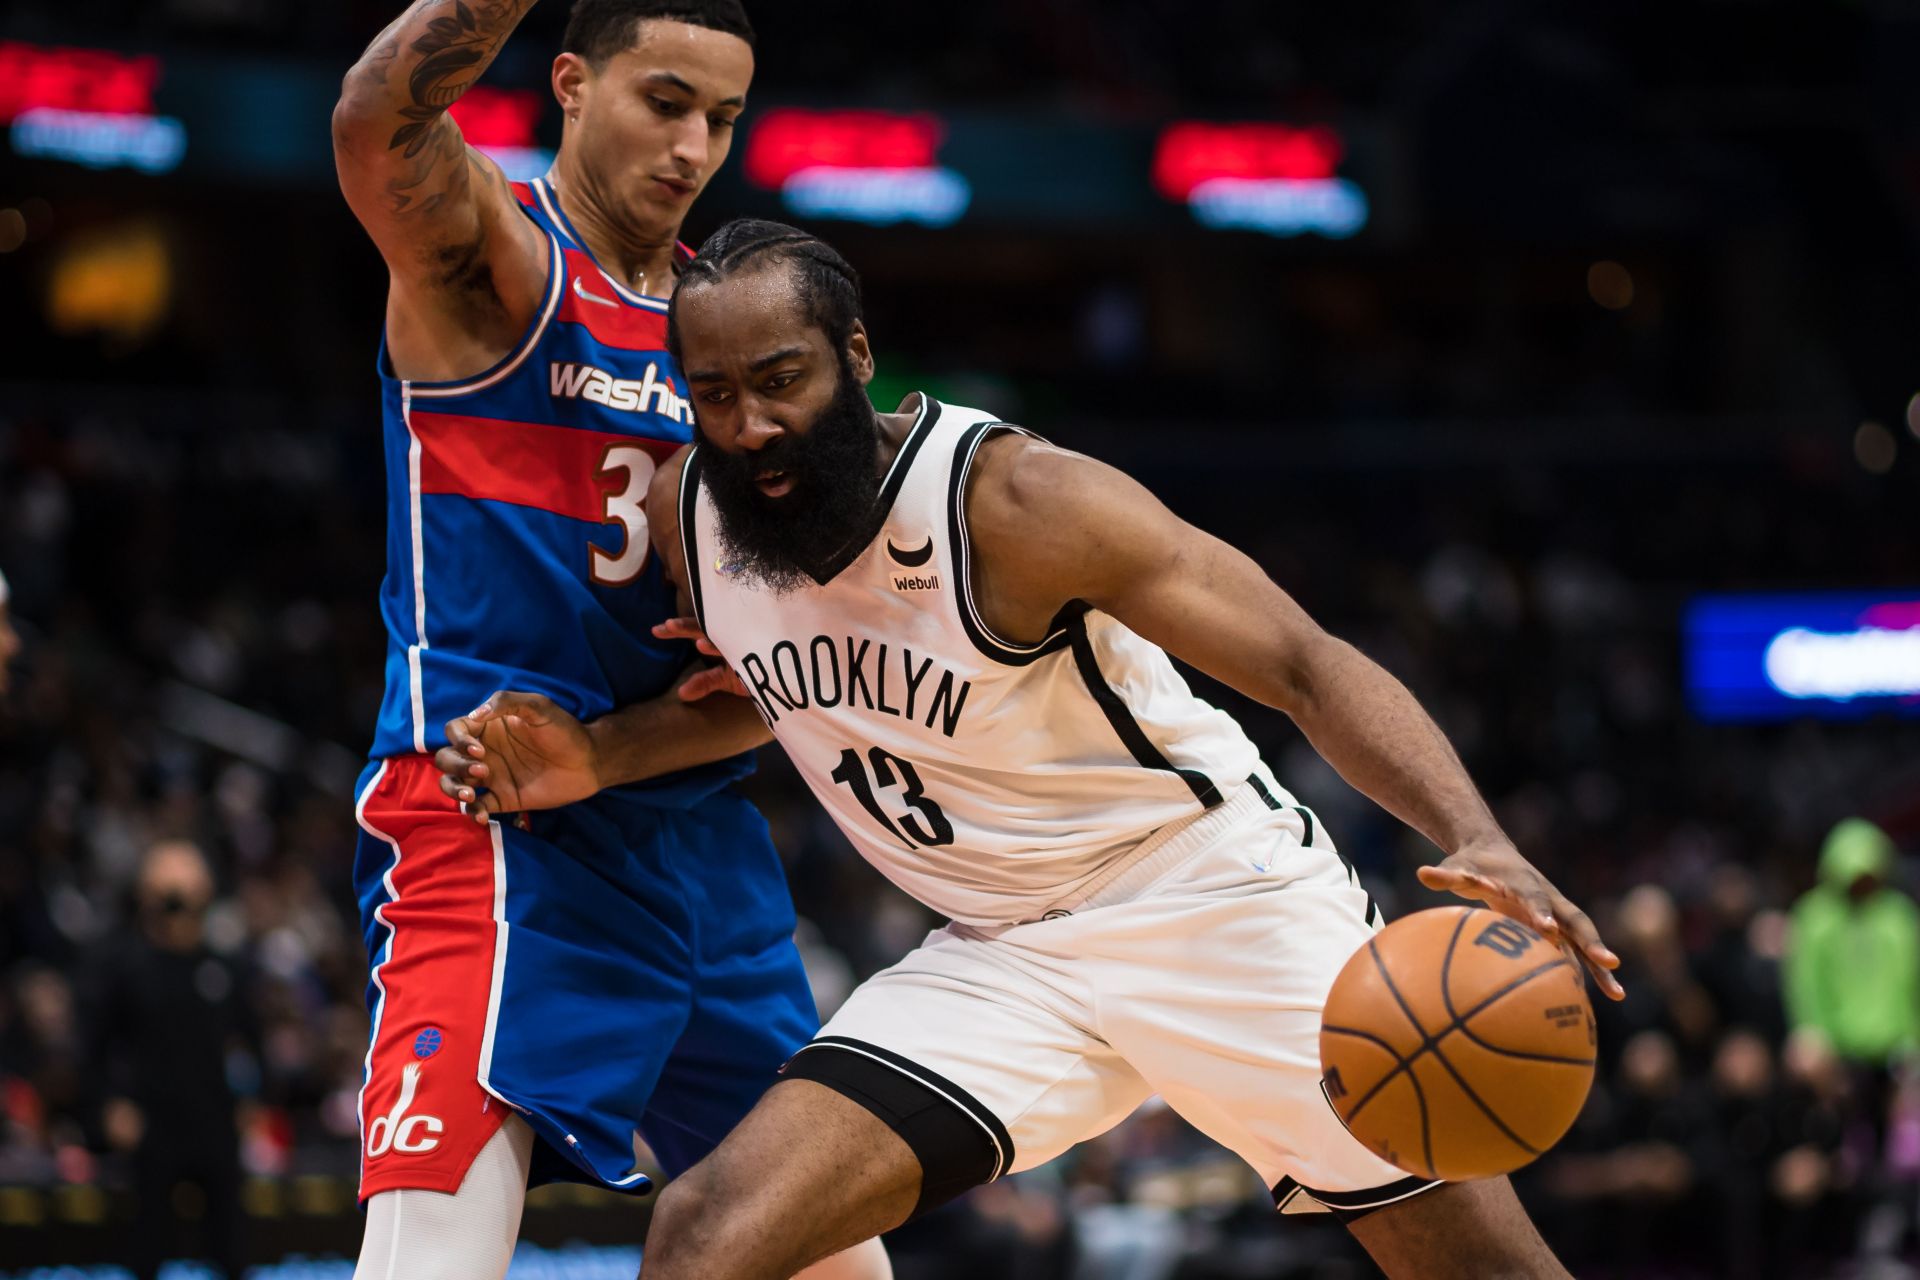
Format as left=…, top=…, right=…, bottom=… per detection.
left=887, top=537, right=934, bottom=567
left=573, top=276, right=619, bottom=308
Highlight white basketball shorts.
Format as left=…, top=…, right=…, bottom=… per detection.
left=783, top=777, right=1445, bottom=1220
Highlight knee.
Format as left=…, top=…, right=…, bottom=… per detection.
left=644, top=1169, right=752, bottom=1280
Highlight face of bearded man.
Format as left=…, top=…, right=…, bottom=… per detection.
left=696, top=348, right=883, bottom=593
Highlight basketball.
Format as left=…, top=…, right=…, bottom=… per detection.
left=1318, top=905, right=1597, bottom=1182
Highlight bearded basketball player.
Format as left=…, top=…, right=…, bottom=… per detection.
left=333, top=5, right=886, bottom=1275
left=437, top=222, right=1625, bottom=1278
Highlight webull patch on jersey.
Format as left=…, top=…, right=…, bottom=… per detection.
left=890, top=572, right=942, bottom=592
left=550, top=360, right=692, bottom=424
left=736, top=635, right=972, bottom=738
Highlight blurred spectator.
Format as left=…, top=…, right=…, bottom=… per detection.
left=85, top=839, right=257, bottom=1280
left=1784, top=819, right=1920, bottom=1068
left=0, top=566, right=20, bottom=697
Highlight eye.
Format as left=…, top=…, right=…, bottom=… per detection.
left=764, top=371, right=799, bottom=391
left=700, top=388, right=733, bottom=405
left=650, top=96, right=687, bottom=117
left=709, top=115, right=737, bottom=132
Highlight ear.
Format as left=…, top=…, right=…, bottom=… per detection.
left=553, top=52, right=592, bottom=120
left=845, top=322, right=875, bottom=386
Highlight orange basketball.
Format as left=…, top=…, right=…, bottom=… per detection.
left=1318, top=905, right=1596, bottom=1182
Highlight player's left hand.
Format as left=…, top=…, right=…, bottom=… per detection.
left=653, top=617, right=750, bottom=701
left=1418, top=841, right=1624, bottom=1001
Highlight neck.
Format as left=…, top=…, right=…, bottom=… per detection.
left=547, top=158, right=682, bottom=296
left=871, top=395, right=923, bottom=477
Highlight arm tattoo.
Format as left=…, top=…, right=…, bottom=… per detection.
left=383, top=0, right=537, bottom=157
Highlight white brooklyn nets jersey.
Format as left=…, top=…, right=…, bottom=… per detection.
left=682, top=395, right=1277, bottom=925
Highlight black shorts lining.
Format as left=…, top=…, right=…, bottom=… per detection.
left=1271, top=1172, right=1445, bottom=1222
left=782, top=1035, right=1014, bottom=1219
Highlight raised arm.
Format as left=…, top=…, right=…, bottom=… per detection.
left=332, top=1, right=548, bottom=376
left=965, top=434, right=1624, bottom=999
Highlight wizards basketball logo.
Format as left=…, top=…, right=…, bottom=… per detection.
left=367, top=1061, right=445, bottom=1157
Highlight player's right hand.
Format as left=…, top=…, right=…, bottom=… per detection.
left=436, top=691, right=601, bottom=825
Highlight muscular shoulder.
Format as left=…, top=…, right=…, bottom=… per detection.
left=965, top=431, right=1084, bottom=545
left=963, top=428, right=1190, bottom=613
left=965, top=431, right=1142, bottom=565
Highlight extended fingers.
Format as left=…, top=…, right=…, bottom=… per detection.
left=680, top=665, right=748, bottom=701
left=1549, top=896, right=1625, bottom=1000
left=443, top=715, right=487, bottom=761
left=454, top=790, right=503, bottom=826
left=654, top=617, right=723, bottom=656
left=1416, top=864, right=1498, bottom=900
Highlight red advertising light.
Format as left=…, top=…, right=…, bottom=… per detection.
left=744, top=109, right=945, bottom=190
left=0, top=42, right=161, bottom=123
left=1151, top=122, right=1344, bottom=201
left=448, top=87, right=542, bottom=150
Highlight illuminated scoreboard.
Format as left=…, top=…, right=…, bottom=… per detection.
left=1686, top=591, right=1920, bottom=722
left=0, top=41, right=1394, bottom=244
left=743, top=108, right=970, bottom=227
left=0, top=41, right=186, bottom=173
left=1153, top=121, right=1369, bottom=238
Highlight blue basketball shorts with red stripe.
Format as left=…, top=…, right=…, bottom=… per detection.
left=351, top=755, right=818, bottom=1201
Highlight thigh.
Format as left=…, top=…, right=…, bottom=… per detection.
left=355, top=757, right=515, bottom=1199
left=644, top=1079, right=918, bottom=1280
left=1090, top=802, right=1439, bottom=1215
left=358, top=757, right=698, bottom=1196
left=641, top=792, right=821, bottom=1176
left=805, top=927, right=1152, bottom=1184
left=642, top=927, right=819, bottom=1178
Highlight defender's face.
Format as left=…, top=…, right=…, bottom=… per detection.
left=678, top=268, right=872, bottom=498
left=559, top=21, right=752, bottom=235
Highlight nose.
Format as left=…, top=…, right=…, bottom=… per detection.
left=670, top=115, right=707, bottom=176
left=736, top=404, right=784, bottom=452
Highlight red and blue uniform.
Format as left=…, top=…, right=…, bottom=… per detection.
left=352, top=177, right=817, bottom=1200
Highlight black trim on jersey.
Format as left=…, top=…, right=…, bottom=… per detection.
left=804, top=395, right=943, bottom=586
left=677, top=446, right=708, bottom=630
left=782, top=1035, right=1013, bottom=1218
left=1067, top=612, right=1223, bottom=808
left=1246, top=772, right=1380, bottom=925
left=1271, top=1173, right=1444, bottom=1221
left=946, top=421, right=1078, bottom=666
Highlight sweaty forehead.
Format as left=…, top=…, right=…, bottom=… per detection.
left=605, top=19, right=754, bottom=101
left=678, top=263, right=826, bottom=367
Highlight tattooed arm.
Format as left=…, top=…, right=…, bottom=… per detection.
left=332, top=0, right=549, bottom=380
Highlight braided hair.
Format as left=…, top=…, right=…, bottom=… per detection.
left=667, top=218, right=864, bottom=364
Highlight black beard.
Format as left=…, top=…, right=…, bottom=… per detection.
left=698, top=358, right=882, bottom=593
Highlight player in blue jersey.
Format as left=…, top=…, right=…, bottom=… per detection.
left=332, top=4, right=889, bottom=1276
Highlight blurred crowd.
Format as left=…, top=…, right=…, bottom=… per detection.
left=0, top=401, right=1914, bottom=1279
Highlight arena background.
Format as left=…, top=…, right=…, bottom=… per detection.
left=2, top=1, right=1919, bottom=1276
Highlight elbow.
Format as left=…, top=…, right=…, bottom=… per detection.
left=1276, top=628, right=1344, bottom=720
left=331, top=74, right=390, bottom=157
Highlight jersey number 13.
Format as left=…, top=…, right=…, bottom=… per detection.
left=831, top=746, right=954, bottom=848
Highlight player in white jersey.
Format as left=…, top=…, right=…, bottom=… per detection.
left=435, top=220, right=1625, bottom=1278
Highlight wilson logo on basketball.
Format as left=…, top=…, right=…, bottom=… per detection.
left=366, top=1061, right=444, bottom=1157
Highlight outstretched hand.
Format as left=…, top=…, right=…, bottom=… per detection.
left=653, top=617, right=750, bottom=701
left=434, top=691, right=601, bottom=825
left=1418, top=841, right=1625, bottom=1001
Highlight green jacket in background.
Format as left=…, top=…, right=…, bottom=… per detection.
left=1785, top=818, right=1920, bottom=1065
